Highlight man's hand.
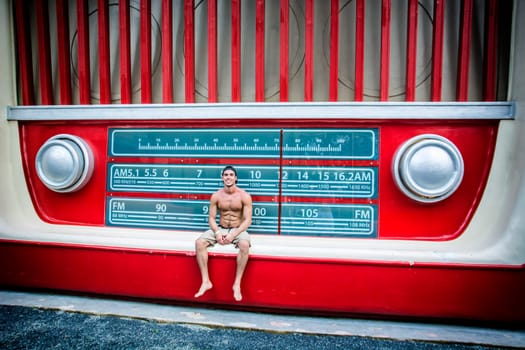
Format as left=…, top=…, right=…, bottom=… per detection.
left=217, top=233, right=228, bottom=245
left=219, top=233, right=235, bottom=245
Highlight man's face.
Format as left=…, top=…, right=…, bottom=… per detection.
left=222, top=170, right=237, bottom=187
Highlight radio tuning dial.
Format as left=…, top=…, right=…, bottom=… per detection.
left=393, top=134, right=464, bottom=203
left=35, top=134, right=94, bottom=193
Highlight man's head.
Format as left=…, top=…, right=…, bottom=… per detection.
left=221, top=165, right=238, bottom=185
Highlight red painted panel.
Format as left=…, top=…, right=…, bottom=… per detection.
left=98, top=0, right=112, bottom=104
left=20, top=123, right=109, bottom=225
left=1, top=240, right=523, bottom=323
left=378, top=122, right=496, bottom=239
left=18, top=119, right=497, bottom=241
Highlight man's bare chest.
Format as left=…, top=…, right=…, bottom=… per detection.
left=218, top=194, right=243, bottom=211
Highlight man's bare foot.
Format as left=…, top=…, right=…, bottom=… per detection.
left=194, top=281, right=213, bottom=298
left=233, top=285, right=242, bottom=301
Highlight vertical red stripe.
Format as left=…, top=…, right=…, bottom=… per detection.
left=98, top=0, right=111, bottom=104
left=161, top=0, right=173, bottom=103
left=280, top=0, right=289, bottom=102
left=56, top=0, right=72, bottom=104
left=329, top=0, right=339, bottom=102
left=140, top=0, right=152, bottom=103
left=14, top=2, right=35, bottom=105
left=77, top=0, right=91, bottom=104
left=456, top=0, right=473, bottom=101
left=231, top=0, right=241, bottom=102
left=36, top=0, right=53, bottom=105
left=379, top=0, right=391, bottom=101
left=354, top=0, right=364, bottom=101
left=184, top=0, right=195, bottom=103
left=255, top=0, right=265, bottom=102
left=483, top=0, right=497, bottom=101
left=430, top=0, right=444, bottom=102
left=208, top=0, right=218, bottom=102
left=304, top=0, right=314, bottom=101
left=405, top=0, right=418, bottom=101
left=119, top=0, right=132, bottom=103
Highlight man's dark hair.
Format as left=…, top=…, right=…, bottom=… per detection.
left=222, top=165, right=238, bottom=183
left=222, top=165, right=237, bottom=176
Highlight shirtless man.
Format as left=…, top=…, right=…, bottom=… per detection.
left=194, top=165, right=252, bottom=301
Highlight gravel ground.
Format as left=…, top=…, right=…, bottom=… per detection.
left=0, top=305, right=515, bottom=350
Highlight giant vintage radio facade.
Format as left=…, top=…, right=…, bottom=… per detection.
left=3, top=0, right=524, bottom=324
left=14, top=102, right=511, bottom=241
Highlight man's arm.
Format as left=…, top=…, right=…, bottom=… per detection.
left=208, top=193, right=219, bottom=234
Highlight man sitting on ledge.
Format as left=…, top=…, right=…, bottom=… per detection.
left=194, top=165, right=252, bottom=301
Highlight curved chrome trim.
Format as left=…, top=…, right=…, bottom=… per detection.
left=6, top=102, right=515, bottom=121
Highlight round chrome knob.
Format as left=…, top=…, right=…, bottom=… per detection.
left=36, top=134, right=94, bottom=193
left=393, top=134, right=464, bottom=203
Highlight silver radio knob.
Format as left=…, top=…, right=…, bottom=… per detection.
left=35, top=134, right=94, bottom=193
left=393, top=134, right=464, bottom=203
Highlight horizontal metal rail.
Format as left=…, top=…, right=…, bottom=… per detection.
left=7, top=102, right=515, bottom=121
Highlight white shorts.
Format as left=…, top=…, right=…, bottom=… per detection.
left=198, top=227, right=251, bottom=248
